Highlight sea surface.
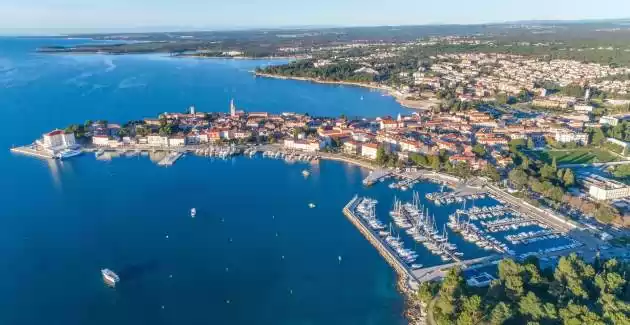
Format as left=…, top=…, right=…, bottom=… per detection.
left=0, top=38, right=571, bottom=325
left=0, top=37, right=410, bottom=325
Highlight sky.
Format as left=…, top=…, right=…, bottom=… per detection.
left=0, top=0, right=629, bottom=34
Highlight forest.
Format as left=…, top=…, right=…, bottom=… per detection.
left=418, top=255, right=630, bottom=325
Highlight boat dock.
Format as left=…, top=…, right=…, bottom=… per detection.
left=10, top=145, right=55, bottom=159
left=157, top=152, right=183, bottom=166
left=342, top=196, right=417, bottom=282
left=506, top=230, right=561, bottom=244
left=482, top=218, right=536, bottom=232
left=363, top=169, right=391, bottom=186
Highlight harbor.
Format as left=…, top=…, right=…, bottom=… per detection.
left=339, top=172, right=592, bottom=285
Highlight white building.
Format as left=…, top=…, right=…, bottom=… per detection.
left=168, top=136, right=186, bottom=147
left=574, top=105, right=593, bottom=112
left=147, top=135, right=169, bottom=147
left=361, top=143, right=379, bottom=160
left=580, top=174, right=630, bottom=201
left=600, top=115, right=630, bottom=126
left=283, top=139, right=324, bottom=152
left=554, top=131, right=588, bottom=145
left=92, top=135, right=110, bottom=146
left=606, top=138, right=630, bottom=154
left=42, top=130, right=76, bottom=150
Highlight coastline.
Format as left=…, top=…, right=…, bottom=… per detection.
left=254, top=72, right=433, bottom=111
left=175, top=54, right=300, bottom=60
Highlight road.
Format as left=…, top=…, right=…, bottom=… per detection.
left=485, top=184, right=578, bottom=233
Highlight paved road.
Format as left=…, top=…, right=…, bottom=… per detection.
left=485, top=184, right=578, bottom=233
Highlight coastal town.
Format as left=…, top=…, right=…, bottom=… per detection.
left=259, top=35, right=630, bottom=113
left=12, top=94, right=630, bottom=323
left=9, top=20, right=630, bottom=325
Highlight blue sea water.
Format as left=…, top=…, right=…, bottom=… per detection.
left=0, top=38, right=569, bottom=325
left=0, top=37, right=411, bottom=325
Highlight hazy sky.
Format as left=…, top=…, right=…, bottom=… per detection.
left=0, top=0, right=629, bottom=33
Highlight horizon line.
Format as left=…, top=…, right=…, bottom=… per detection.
left=2, top=16, right=630, bottom=37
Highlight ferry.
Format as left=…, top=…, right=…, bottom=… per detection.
left=56, top=148, right=83, bottom=160
left=190, top=208, right=197, bottom=218
left=101, top=268, right=120, bottom=287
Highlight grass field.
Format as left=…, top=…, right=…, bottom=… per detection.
left=525, top=148, right=619, bottom=164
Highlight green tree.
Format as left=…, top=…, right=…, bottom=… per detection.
left=417, top=281, right=436, bottom=304
left=508, top=168, right=529, bottom=190
left=540, top=164, right=556, bottom=180
left=482, top=164, right=501, bottom=182
left=456, top=295, right=483, bottom=325
left=559, top=303, right=605, bottom=325
left=527, top=138, right=535, bottom=149
left=430, top=155, right=441, bottom=170
left=519, top=292, right=545, bottom=321
left=591, top=127, right=606, bottom=145
left=563, top=168, right=575, bottom=187
left=489, top=302, right=513, bottom=325
left=551, top=253, right=595, bottom=301
left=376, top=146, right=388, bottom=165
left=472, top=144, right=486, bottom=157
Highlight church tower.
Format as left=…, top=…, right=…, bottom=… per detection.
left=230, top=99, right=236, bottom=117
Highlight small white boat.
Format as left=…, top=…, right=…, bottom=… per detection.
left=101, top=268, right=120, bottom=287
left=308, top=203, right=316, bottom=208
left=302, top=170, right=310, bottom=177
left=190, top=208, right=197, bottom=218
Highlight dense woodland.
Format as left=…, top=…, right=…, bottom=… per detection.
left=418, top=255, right=630, bottom=325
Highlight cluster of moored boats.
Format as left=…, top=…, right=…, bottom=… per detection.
left=194, top=145, right=239, bottom=159
left=353, top=197, right=422, bottom=269
left=391, top=192, right=463, bottom=262
left=354, top=198, right=387, bottom=231
left=447, top=213, right=513, bottom=254
left=481, top=217, right=540, bottom=233
left=262, top=150, right=318, bottom=162
left=456, top=205, right=510, bottom=221
left=426, top=193, right=487, bottom=206
left=388, top=179, right=419, bottom=191
left=506, top=230, right=559, bottom=245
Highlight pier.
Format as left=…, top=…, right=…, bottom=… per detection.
left=342, top=196, right=417, bottom=282
left=157, top=152, right=183, bottom=166
left=483, top=218, right=535, bottom=232
left=362, top=169, right=391, bottom=186
left=10, top=145, right=54, bottom=159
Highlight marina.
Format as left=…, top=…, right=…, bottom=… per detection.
left=390, top=192, right=463, bottom=262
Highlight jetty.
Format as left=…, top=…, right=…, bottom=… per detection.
left=10, top=145, right=55, bottom=159
left=342, top=196, right=417, bottom=282
left=157, top=152, right=183, bottom=166
left=362, top=169, right=391, bottom=186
